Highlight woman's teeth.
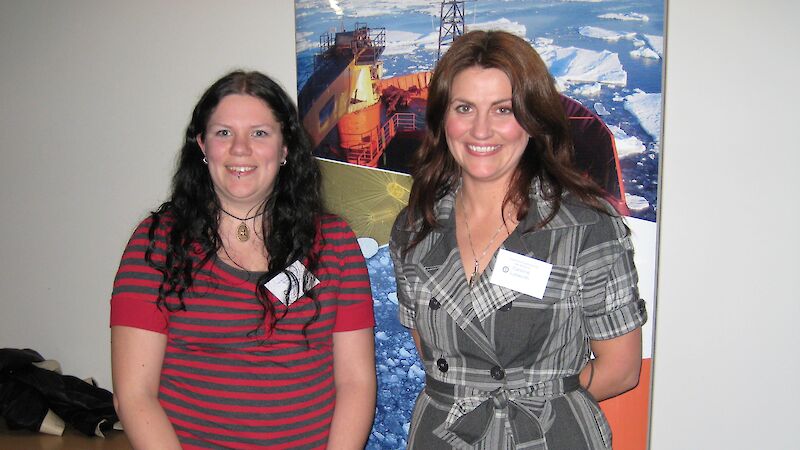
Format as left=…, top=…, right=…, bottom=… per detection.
left=227, top=166, right=255, bottom=173
left=468, top=145, right=500, bottom=153
left=227, top=166, right=255, bottom=179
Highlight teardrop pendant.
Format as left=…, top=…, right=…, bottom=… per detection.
left=469, top=260, right=479, bottom=289
left=236, top=222, right=250, bottom=242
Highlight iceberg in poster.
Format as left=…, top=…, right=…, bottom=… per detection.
left=579, top=26, right=637, bottom=42
left=535, top=40, right=628, bottom=86
left=631, top=47, right=661, bottom=59
left=645, top=34, right=664, bottom=58
left=624, top=89, right=662, bottom=142
left=609, top=125, right=646, bottom=159
left=599, top=12, right=650, bottom=22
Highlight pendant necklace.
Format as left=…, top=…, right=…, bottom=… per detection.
left=460, top=189, right=507, bottom=289
left=220, top=208, right=264, bottom=242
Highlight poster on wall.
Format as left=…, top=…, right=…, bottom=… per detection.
left=295, top=1, right=663, bottom=448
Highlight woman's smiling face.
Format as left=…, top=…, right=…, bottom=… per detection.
left=197, top=94, right=287, bottom=213
left=444, top=66, right=529, bottom=189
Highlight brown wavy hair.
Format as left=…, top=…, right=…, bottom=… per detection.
left=404, top=30, right=607, bottom=248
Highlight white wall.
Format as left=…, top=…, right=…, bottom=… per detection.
left=1, top=1, right=798, bottom=448
left=0, top=0, right=297, bottom=390
left=651, top=0, right=799, bottom=448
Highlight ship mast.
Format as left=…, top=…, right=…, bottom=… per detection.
left=437, top=0, right=468, bottom=62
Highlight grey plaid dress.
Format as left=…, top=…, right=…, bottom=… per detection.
left=389, top=184, right=647, bottom=450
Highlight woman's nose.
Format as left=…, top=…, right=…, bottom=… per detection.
left=230, top=133, right=251, bottom=155
left=470, top=113, right=492, bottom=139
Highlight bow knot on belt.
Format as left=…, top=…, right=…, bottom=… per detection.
left=425, top=374, right=580, bottom=446
left=490, top=388, right=509, bottom=409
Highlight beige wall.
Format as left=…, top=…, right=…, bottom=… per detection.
left=1, top=1, right=798, bottom=448
left=652, top=0, right=799, bottom=448
left=0, top=0, right=297, bottom=389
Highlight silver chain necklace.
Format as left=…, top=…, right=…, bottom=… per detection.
left=459, top=189, right=507, bottom=289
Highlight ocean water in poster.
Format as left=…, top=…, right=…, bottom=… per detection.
left=295, top=1, right=663, bottom=448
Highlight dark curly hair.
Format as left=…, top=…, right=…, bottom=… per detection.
left=145, top=70, right=323, bottom=335
left=405, top=30, right=607, bottom=249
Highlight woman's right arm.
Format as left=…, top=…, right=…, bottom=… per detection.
left=111, top=325, right=182, bottom=449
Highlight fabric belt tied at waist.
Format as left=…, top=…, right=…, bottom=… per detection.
left=425, top=374, right=580, bottom=446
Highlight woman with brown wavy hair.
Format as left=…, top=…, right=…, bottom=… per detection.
left=390, top=30, right=646, bottom=449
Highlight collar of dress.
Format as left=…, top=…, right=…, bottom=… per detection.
left=413, top=179, right=602, bottom=235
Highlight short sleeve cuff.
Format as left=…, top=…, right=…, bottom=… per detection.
left=333, top=299, right=376, bottom=332
left=585, top=297, right=647, bottom=340
left=110, top=297, right=169, bottom=334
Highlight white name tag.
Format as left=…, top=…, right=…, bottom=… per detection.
left=264, top=260, right=319, bottom=306
left=489, top=249, right=553, bottom=299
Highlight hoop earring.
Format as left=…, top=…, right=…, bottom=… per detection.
left=280, top=159, right=287, bottom=166
left=202, top=156, right=208, bottom=165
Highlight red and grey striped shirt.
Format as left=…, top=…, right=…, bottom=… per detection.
left=111, top=214, right=374, bottom=449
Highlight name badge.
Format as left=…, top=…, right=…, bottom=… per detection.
left=264, top=261, right=320, bottom=306
left=489, top=249, right=553, bottom=299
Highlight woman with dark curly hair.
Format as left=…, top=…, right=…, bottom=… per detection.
left=110, top=71, right=376, bottom=449
left=390, top=31, right=647, bottom=449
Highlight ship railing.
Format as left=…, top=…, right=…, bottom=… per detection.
left=345, top=112, right=418, bottom=167
left=351, top=22, right=386, bottom=49
left=350, top=22, right=386, bottom=65
left=314, top=22, right=386, bottom=71
left=313, top=31, right=337, bottom=72
left=370, top=28, right=386, bottom=49
left=318, top=31, right=335, bottom=54
left=393, top=113, right=418, bottom=133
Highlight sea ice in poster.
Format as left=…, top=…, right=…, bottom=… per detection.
left=295, top=1, right=663, bottom=448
